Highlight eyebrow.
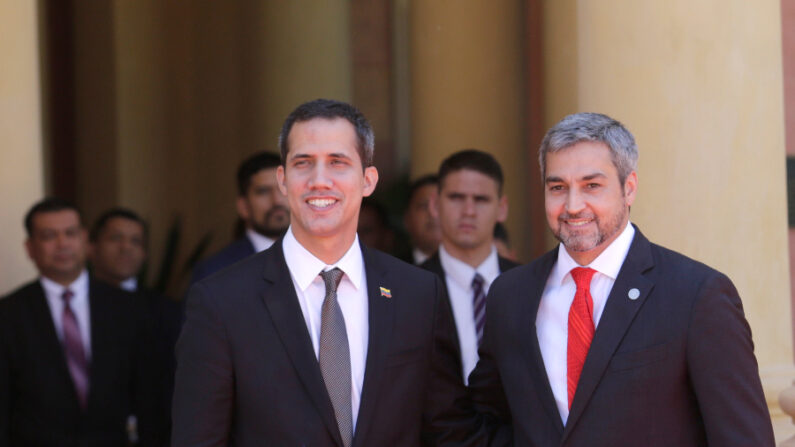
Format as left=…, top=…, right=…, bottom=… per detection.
left=545, top=172, right=607, bottom=183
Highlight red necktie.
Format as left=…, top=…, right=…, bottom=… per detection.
left=567, top=267, right=596, bottom=409
left=61, top=289, right=89, bottom=410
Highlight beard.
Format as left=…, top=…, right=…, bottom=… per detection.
left=553, top=204, right=628, bottom=254
left=251, top=205, right=290, bottom=238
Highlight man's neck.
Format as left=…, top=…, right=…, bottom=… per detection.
left=440, top=240, right=493, bottom=268
left=92, top=270, right=123, bottom=288
left=292, top=230, right=357, bottom=265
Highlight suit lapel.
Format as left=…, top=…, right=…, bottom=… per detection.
left=517, top=250, right=565, bottom=435
left=351, top=245, right=394, bottom=447
left=561, top=229, right=655, bottom=444
left=259, top=242, right=344, bottom=447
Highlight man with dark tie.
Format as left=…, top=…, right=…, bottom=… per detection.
left=191, top=151, right=290, bottom=283
left=0, top=198, right=161, bottom=446
left=172, top=99, right=471, bottom=446
left=421, top=150, right=519, bottom=383
left=456, top=113, right=774, bottom=446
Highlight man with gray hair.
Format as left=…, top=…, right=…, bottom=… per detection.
left=454, top=112, right=773, bottom=446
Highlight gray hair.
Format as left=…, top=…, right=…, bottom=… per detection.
left=538, top=112, right=638, bottom=184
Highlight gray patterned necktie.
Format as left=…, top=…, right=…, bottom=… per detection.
left=318, top=268, right=353, bottom=447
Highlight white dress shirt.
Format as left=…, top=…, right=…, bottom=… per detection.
left=40, top=269, right=92, bottom=358
left=438, top=243, right=501, bottom=384
left=120, top=277, right=138, bottom=292
left=246, top=228, right=276, bottom=253
left=412, top=247, right=431, bottom=266
left=536, top=222, right=635, bottom=425
left=282, top=226, right=369, bottom=430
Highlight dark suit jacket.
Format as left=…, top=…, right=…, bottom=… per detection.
left=190, top=237, right=256, bottom=284
left=462, top=226, right=774, bottom=446
left=0, top=278, right=161, bottom=447
left=172, top=239, right=480, bottom=447
left=420, top=251, right=519, bottom=376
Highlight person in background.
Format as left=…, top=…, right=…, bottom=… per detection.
left=0, top=198, right=162, bottom=446
left=492, top=222, right=518, bottom=263
left=421, top=149, right=519, bottom=383
left=191, top=151, right=289, bottom=283
left=89, top=207, right=183, bottom=443
left=357, top=197, right=395, bottom=253
left=403, top=174, right=441, bottom=265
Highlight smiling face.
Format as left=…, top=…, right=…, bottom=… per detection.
left=544, top=141, right=637, bottom=265
left=277, top=117, right=378, bottom=258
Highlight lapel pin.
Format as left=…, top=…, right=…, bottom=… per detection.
left=379, top=286, right=392, bottom=298
left=628, top=288, right=640, bottom=300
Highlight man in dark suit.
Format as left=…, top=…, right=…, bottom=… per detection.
left=421, top=150, right=519, bottom=383
left=190, top=151, right=290, bottom=283
left=459, top=113, right=774, bottom=446
left=172, top=99, right=474, bottom=446
left=404, top=175, right=442, bottom=265
left=0, top=198, right=161, bottom=446
left=89, top=207, right=184, bottom=442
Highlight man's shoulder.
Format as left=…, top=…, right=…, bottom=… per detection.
left=645, top=239, right=728, bottom=283
left=418, top=251, right=443, bottom=276
left=1, top=279, right=43, bottom=308
left=192, top=238, right=256, bottom=282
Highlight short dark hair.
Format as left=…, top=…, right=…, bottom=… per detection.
left=24, top=197, right=83, bottom=237
left=278, top=98, right=375, bottom=168
left=237, top=152, right=282, bottom=196
left=90, top=207, right=148, bottom=244
left=407, top=174, right=439, bottom=204
left=438, top=149, right=504, bottom=195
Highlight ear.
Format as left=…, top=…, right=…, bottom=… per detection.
left=623, top=171, right=638, bottom=207
left=236, top=196, right=250, bottom=221
left=24, top=238, right=33, bottom=260
left=276, top=165, right=287, bottom=196
left=497, top=194, right=509, bottom=223
left=362, top=166, right=379, bottom=197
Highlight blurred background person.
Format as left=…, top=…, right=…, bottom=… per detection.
left=89, top=207, right=182, bottom=443
left=0, top=198, right=161, bottom=446
left=357, top=197, right=395, bottom=253
left=402, top=174, right=441, bottom=265
left=493, top=222, right=519, bottom=263
left=191, top=151, right=289, bottom=283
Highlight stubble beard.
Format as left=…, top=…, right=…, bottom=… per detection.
left=554, top=204, right=628, bottom=253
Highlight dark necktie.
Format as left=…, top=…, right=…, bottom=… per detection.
left=567, top=267, right=596, bottom=409
left=472, top=273, right=487, bottom=345
left=318, top=268, right=352, bottom=447
left=61, top=289, right=89, bottom=410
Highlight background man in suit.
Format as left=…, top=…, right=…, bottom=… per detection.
left=89, top=207, right=183, bottom=442
left=0, top=198, right=161, bottom=446
left=190, top=151, right=289, bottom=282
left=172, top=99, right=471, bottom=446
left=462, top=113, right=773, bottom=446
left=404, top=175, right=442, bottom=265
left=421, top=150, right=519, bottom=383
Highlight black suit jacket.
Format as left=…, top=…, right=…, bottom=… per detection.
left=190, top=237, right=256, bottom=284
left=420, top=252, right=519, bottom=376
left=462, top=226, right=774, bottom=446
left=172, top=239, right=479, bottom=446
left=0, top=278, right=161, bottom=447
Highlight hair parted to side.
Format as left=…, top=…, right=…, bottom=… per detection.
left=24, top=197, right=83, bottom=237
left=539, top=112, right=638, bottom=185
left=278, top=98, right=375, bottom=168
left=237, top=151, right=282, bottom=196
left=90, top=207, right=149, bottom=244
left=438, top=149, right=505, bottom=195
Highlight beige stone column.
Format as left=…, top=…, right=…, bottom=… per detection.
left=544, top=0, right=792, bottom=440
left=0, top=1, right=45, bottom=294
left=409, top=0, right=529, bottom=258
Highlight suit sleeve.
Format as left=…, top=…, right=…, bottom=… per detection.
left=423, top=276, right=489, bottom=447
left=130, top=297, right=165, bottom=447
left=171, top=283, right=234, bottom=447
left=0, top=302, right=10, bottom=446
left=686, top=273, right=775, bottom=446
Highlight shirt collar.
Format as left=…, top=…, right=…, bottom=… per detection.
left=246, top=228, right=276, bottom=253
left=550, top=221, right=636, bottom=285
left=120, top=277, right=138, bottom=292
left=40, top=269, right=90, bottom=297
left=413, top=247, right=431, bottom=265
left=438, top=243, right=501, bottom=289
left=282, top=226, right=365, bottom=292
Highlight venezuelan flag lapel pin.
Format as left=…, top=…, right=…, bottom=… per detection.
left=379, top=286, right=392, bottom=298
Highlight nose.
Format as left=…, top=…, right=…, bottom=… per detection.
left=565, top=189, right=585, bottom=215
left=307, top=164, right=332, bottom=189
left=463, top=198, right=476, bottom=216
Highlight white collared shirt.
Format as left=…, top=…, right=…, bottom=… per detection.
left=438, top=243, right=501, bottom=384
left=246, top=228, right=276, bottom=253
left=282, top=226, right=369, bottom=430
left=536, top=222, right=635, bottom=425
left=40, top=269, right=92, bottom=358
left=412, top=247, right=431, bottom=266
